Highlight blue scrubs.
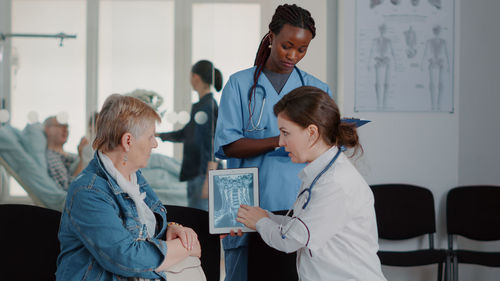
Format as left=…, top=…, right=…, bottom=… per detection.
left=214, top=66, right=331, bottom=281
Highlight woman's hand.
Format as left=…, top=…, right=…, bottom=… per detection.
left=189, top=239, right=202, bottom=258
left=166, top=224, right=198, bottom=251
left=236, top=204, right=269, bottom=230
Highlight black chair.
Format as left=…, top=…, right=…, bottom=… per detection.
left=446, top=185, right=500, bottom=281
left=370, top=184, right=448, bottom=281
left=247, top=210, right=298, bottom=281
left=164, top=205, right=220, bottom=281
left=0, top=204, right=61, bottom=281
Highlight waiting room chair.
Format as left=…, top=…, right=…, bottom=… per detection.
left=0, top=204, right=61, bottom=281
left=370, top=184, right=448, bottom=281
left=446, top=185, right=500, bottom=281
left=164, top=205, right=220, bottom=281
left=247, top=210, right=298, bottom=281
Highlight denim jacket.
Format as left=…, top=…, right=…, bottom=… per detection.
left=56, top=152, right=169, bottom=281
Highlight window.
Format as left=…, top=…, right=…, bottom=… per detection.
left=191, top=3, right=261, bottom=104
left=98, top=0, right=175, bottom=156
left=2, top=1, right=311, bottom=207
left=9, top=0, right=86, bottom=197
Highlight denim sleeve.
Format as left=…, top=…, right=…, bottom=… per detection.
left=67, top=186, right=168, bottom=279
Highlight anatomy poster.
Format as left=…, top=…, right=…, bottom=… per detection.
left=355, top=0, right=455, bottom=112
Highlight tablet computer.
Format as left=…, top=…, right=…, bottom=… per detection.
left=208, top=167, right=259, bottom=234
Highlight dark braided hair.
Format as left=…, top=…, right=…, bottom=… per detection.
left=247, top=4, right=316, bottom=127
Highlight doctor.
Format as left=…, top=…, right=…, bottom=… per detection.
left=237, top=86, right=387, bottom=281
left=214, top=4, right=331, bottom=281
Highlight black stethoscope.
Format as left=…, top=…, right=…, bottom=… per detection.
left=279, top=146, right=346, bottom=239
left=246, top=66, right=305, bottom=132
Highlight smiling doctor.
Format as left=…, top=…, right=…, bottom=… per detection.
left=237, top=86, right=387, bottom=281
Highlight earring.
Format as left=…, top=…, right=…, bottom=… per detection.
left=268, top=43, right=272, bottom=49
left=122, top=154, right=128, bottom=165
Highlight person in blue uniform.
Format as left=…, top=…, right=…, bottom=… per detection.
left=213, top=4, right=331, bottom=281
left=158, top=60, right=222, bottom=211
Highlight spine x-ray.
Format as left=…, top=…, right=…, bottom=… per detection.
left=208, top=168, right=259, bottom=234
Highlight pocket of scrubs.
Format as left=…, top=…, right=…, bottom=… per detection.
left=165, top=256, right=207, bottom=281
left=243, top=127, right=267, bottom=140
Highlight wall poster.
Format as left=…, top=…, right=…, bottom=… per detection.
left=355, top=0, right=455, bottom=112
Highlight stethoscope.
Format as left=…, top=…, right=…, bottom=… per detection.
left=246, top=66, right=305, bottom=132
left=279, top=146, right=346, bottom=239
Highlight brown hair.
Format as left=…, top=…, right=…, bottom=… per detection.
left=92, top=94, right=161, bottom=152
left=273, top=86, right=362, bottom=156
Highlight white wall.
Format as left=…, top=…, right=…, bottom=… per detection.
left=338, top=0, right=500, bottom=280
left=458, top=1, right=500, bottom=186
left=456, top=1, right=500, bottom=280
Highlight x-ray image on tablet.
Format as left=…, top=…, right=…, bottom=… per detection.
left=208, top=167, right=259, bottom=234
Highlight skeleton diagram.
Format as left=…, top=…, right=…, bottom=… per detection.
left=428, top=0, right=442, bottom=9
left=404, top=26, right=418, bottom=59
left=421, top=25, right=450, bottom=111
left=370, top=0, right=383, bottom=9
left=214, top=174, right=252, bottom=228
left=368, top=24, right=397, bottom=109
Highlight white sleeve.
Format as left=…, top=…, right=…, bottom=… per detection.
left=289, top=178, right=349, bottom=251
left=266, top=211, right=289, bottom=225
left=255, top=216, right=307, bottom=254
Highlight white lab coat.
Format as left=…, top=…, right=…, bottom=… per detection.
left=255, top=146, right=387, bottom=281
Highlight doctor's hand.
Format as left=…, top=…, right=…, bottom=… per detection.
left=236, top=205, right=269, bottom=230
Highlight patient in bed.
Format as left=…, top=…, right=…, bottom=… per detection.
left=44, top=116, right=88, bottom=191
left=0, top=113, right=187, bottom=210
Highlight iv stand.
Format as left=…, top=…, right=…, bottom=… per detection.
left=0, top=32, right=77, bottom=114
left=0, top=32, right=77, bottom=47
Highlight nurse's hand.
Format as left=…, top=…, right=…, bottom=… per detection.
left=219, top=229, right=243, bottom=239
left=236, top=204, right=269, bottom=230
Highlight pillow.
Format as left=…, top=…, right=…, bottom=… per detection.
left=0, top=124, right=65, bottom=211
left=20, top=123, right=48, bottom=172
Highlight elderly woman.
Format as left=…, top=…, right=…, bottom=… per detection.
left=56, top=94, right=201, bottom=281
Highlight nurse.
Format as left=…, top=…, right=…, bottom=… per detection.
left=158, top=60, right=222, bottom=211
left=214, top=4, right=330, bottom=281
left=237, top=86, right=387, bottom=281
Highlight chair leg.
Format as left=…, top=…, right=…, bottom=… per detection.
left=453, top=255, right=458, bottom=281
left=445, top=253, right=451, bottom=281
left=437, top=262, right=443, bottom=281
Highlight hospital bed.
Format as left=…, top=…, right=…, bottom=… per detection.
left=0, top=123, right=187, bottom=211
